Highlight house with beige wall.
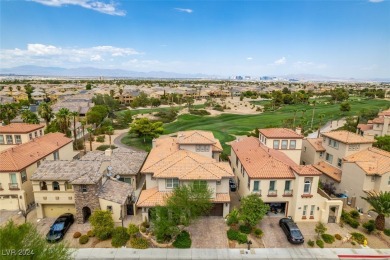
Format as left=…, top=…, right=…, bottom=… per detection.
left=357, top=108, right=390, bottom=138
left=258, top=128, right=303, bottom=164
left=230, top=136, right=342, bottom=223
left=0, top=133, right=77, bottom=211
left=0, top=123, right=45, bottom=152
left=137, top=131, right=233, bottom=222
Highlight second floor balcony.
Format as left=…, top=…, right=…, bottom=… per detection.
left=9, top=183, right=19, bottom=190
left=267, top=189, right=277, bottom=197
left=283, top=189, right=293, bottom=197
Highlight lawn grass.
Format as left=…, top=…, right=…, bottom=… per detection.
left=121, top=134, right=153, bottom=151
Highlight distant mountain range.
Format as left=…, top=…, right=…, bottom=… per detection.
left=1, top=65, right=389, bottom=82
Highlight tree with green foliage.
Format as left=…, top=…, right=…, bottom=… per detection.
left=361, top=191, right=390, bottom=231
left=330, top=88, right=349, bottom=102
left=116, top=110, right=132, bottom=128
left=0, top=221, right=71, bottom=260
left=55, top=108, right=71, bottom=137
left=38, top=102, right=54, bottom=126
left=131, top=92, right=150, bottom=108
left=87, top=127, right=94, bottom=151
left=0, top=103, right=19, bottom=125
left=24, top=84, right=34, bottom=103
left=129, top=117, right=163, bottom=143
left=18, top=99, right=30, bottom=107
left=340, top=101, right=351, bottom=112
left=89, top=210, right=115, bottom=240
left=315, top=222, right=327, bottom=239
left=86, top=83, right=92, bottom=90
left=239, top=194, right=269, bottom=227
left=21, top=110, right=39, bottom=124
left=70, top=111, right=79, bottom=141
left=86, top=105, right=109, bottom=126
left=92, top=94, right=119, bottom=118
left=106, top=125, right=114, bottom=146
left=373, top=135, right=390, bottom=152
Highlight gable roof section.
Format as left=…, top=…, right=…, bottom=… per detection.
left=344, top=147, right=390, bottom=176
left=0, top=123, right=44, bottom=134
left=259, top=128, right=303, bottom=139
left=306, top=138, right=326, bottom=152
left=176, top=130, right=217, bottom=145
left=292, top=165, right=321, bottom=176
left=231, top=137, right=296, bottom=179
left=98, top=179, right=133, bottom=204
left=313, top=161, right=342, bottom=182
left=321, top=130, right=374, bottom=144
left=0, top=133, right=73, bottom=172
left=357, top=124, right=373, bottom=131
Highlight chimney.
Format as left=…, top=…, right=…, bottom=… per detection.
left=295, top=127, right=302, bottom=135
left=152, top=138, right=157, bottom=148
left=105, top=148, right=113, bottom=157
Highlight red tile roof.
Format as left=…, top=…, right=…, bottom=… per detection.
left=313, top=161, right=342, bottom=182
left=344, top=147, right=390, bottom=176
left=321, top=130, right=374, bottom=144
left=0, top=123, right=44, bottom=134
left=306, top=138, right=326, bottom=152
left=259, top=128, right=303, bottom=139
left=0, top=133, right=73, bottom=172
left=291, top=165, right=321, bottom=176
left=357, top=124, right=373, bottom=131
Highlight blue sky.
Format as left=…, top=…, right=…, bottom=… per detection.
left=1, top=0, right=389, bottom=78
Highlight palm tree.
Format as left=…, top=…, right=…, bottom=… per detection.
left=21, top=110, right=39, bottom=124
left=87, top=127, right=94, bottom=151
left=106, top=125, right=114, bottom=146
left=80, top=119, right=87, bottom=153
left=56, top=108, right=71, bottom=136
left=38, top=102, right=54, bottom=126
left=361, top=191, right=390, bottom=231
left=0, top=104, right=19, bottom=125
left=70, top=111, right=79, bottom=142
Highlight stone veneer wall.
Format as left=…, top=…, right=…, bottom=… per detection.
left=73, top=184, right=101, bottom=224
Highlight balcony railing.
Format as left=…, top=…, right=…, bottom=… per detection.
left=267, top=189, right=277, bottom=197
left=252, top=190, right=262, bottom=197
left=9, top=183, right=19, bottom=190
left=283, top=189, right=293, bottom=197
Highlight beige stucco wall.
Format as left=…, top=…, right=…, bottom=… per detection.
left=259, top=137, right=302, bottom=164
left=99, top=198, right=124, bottom=223
left=378, top=172, right=390, bottom=193
left=301, top=139, right=324, bottom=165
left=145, top=173, right=157, bottom=189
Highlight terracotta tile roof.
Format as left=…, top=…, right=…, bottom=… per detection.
left=357, top=124, right=373, bottom=131
left=213, top=193, right=230, bottom=203
left=231, top=137, right=296, bottom=179
left=0, top=123, right=44, bottom=133
left=306, top=138, right=326, bottom=152
left=98, top=179, right=134, bottom=204
left=321, top=130, right=374, bottom=144
left=371, top=117, right=385, bottom=124
left=378, top=109, right=390, bottom=116
left=177, top=130, right=217, bottom=144
left=313, top=161, right=342, bottom=182
left=344, top=147, right=390, bottom=176
left=291, top=165, right=321, bottom=176
left=136, top=187, right=170, bottom=207
left=0, top=133, right=73, bottom=172
left=259, top=128, right=303, bottom=139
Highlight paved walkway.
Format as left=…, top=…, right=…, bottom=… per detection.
left=186, top=217, right=228, bottom=248
left=73, top=248, right=390, bottom=259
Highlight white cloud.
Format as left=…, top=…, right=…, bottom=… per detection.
left=27, top=44, right=62, bottom=55
left=174, top=8, right=193, bottom=13
left=30, top=0, right=126, bottom=16
left=90, top=54, right=103, bottom=61
left=246, top=57, right=253, bottom=60
left=368, top=0, right=384, bottom=3
left=274, top=57, right=286, bottom=65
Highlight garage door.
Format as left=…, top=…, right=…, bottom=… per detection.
left=209, top=203, right=223, bottom=216
left=42, top=204, right=76, bottom=218
left=0, top=196, right=19, bottom=210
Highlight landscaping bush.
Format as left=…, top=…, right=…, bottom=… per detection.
left=348, top=219, right=360, bottom=228
left=384, top=229, right=390, bottom=237
left=321, top=234, right=335, bottom=244
left=236, top=232, right=248, bottom=244
left=349, top=210, right=360, bottom=219
left=95, top=227, right=113, bottom=240
left=173, top=231, right=192, bottom=248
left=111, top=227, right=130, bottom=248
left=334, top=234, right=342, bottom=240
left=87, top=230, right=94, bottom=237
left=227, top=229, right=240, bottom=241
left=341, top=210, right=360, bottom=229
left=73, top=139, right=84, bottom=150
left=351, top=232, right=366, bottom=245
left=226, top=209, right=239, bottom=226
left=141, top=221, right=150, bottom=228
left=96, top=135, right=105, bottom=142
left=73, top=232, right=81, bottom=238
left=239, top=225, right=252, bottom=234
left=96, top=145, right=117, bottom=151
left=316, top=239, right=324, bottom=248
left=253, top=228, right=263, bottom=238
left=128, top=223, right=139, bottom=237
left=79, top=235, right=89, bottom=244
left=351, top=241, right=356, bottom=245
left=140, top=226, right=146, bottom=233
left=213, top=105, right=224, bottom=111
left=129, top=237, right=149, bottom=249
left=363, top=220, right=375, bottom=234
left=307, top=240, right=315, bottom=247
left=189, top=109, right=210, bottom=116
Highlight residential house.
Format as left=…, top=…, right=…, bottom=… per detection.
left=357, top=108, right=390, bottom=138
left=0, top=133, right=77, bottom=211
left=137, top=131, right=233, bottom=222
left=230, top=136, right=343, bottom=223
left=0, top=123, right=45, bottom=152
left=258, top=128, right=304, bottom=164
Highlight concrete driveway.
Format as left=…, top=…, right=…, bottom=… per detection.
left=186, top=217, right=228, bottom=248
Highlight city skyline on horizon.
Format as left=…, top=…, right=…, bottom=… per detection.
left=1, top=0, right=389, bottom=79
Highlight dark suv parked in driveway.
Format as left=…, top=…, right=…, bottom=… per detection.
left=279, top=218, right=304, bottom=244
left=46, top=213, right=74, bottom=242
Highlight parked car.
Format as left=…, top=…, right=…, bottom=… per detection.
left=279, top=218, right=304, bottom=244
left=229, top=178, right=237, bottom=192
left=46, top=213, right=74, bottom=242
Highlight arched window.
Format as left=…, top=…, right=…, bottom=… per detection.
left=52, top=181, right=60, bottom=191
left=304, top=180, right=311, bottom=194
left=40, top=181, right=47, bottom=190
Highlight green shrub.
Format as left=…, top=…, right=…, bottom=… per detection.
left=129, top=237, right=149, bottom=249
left=73, top=139, right=84, bottom=150
left=87, top=230, right=94, bottom=237
left=253, top=228, right=263, bottom=238
left=73, top=232, right=81, bottom=238
left=307, top=240, right=315, bottom=247
left=236, top=232, right=248, bottom=244
left=351, top=241, right=356, bottom=245
left=348, top=219, right=360, bottom=228
left=111, top=227, right=130, bottom=248
left=173, top=231, right=192, bottom=248
left=141, top=221, right=150, bottom=228
left=140, top=226, right=146, bottom=233
left=384, top=229, right=390, bottom=237
left=316, top=239, right=324, bottom=248
left=334, top=234, right=342, bottom=240
left=128, top=224, right=139, bottom=237
left=227, top=229, right=239, bottom=241
left=96, top=135, right=105, bottom=142
left=239, top=225, right=252, bottom=234
left=226, top=209, right=239, bottom=226
left=363, top=220, right=376, bottom=234
left=94, top=227, right=114, bottom=240
left=351, top=232, right=366, bottom=245
left=321, top=234, right=335, bottom=244
left=96, top=145, right=117, bottom=151
left=79, top=235, right=89, bottom=244
left=189, top=109, right=210, bottom=116
left=341, top=210, right=360, bottom=228
left=349, top=210, right=360, bottom=219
